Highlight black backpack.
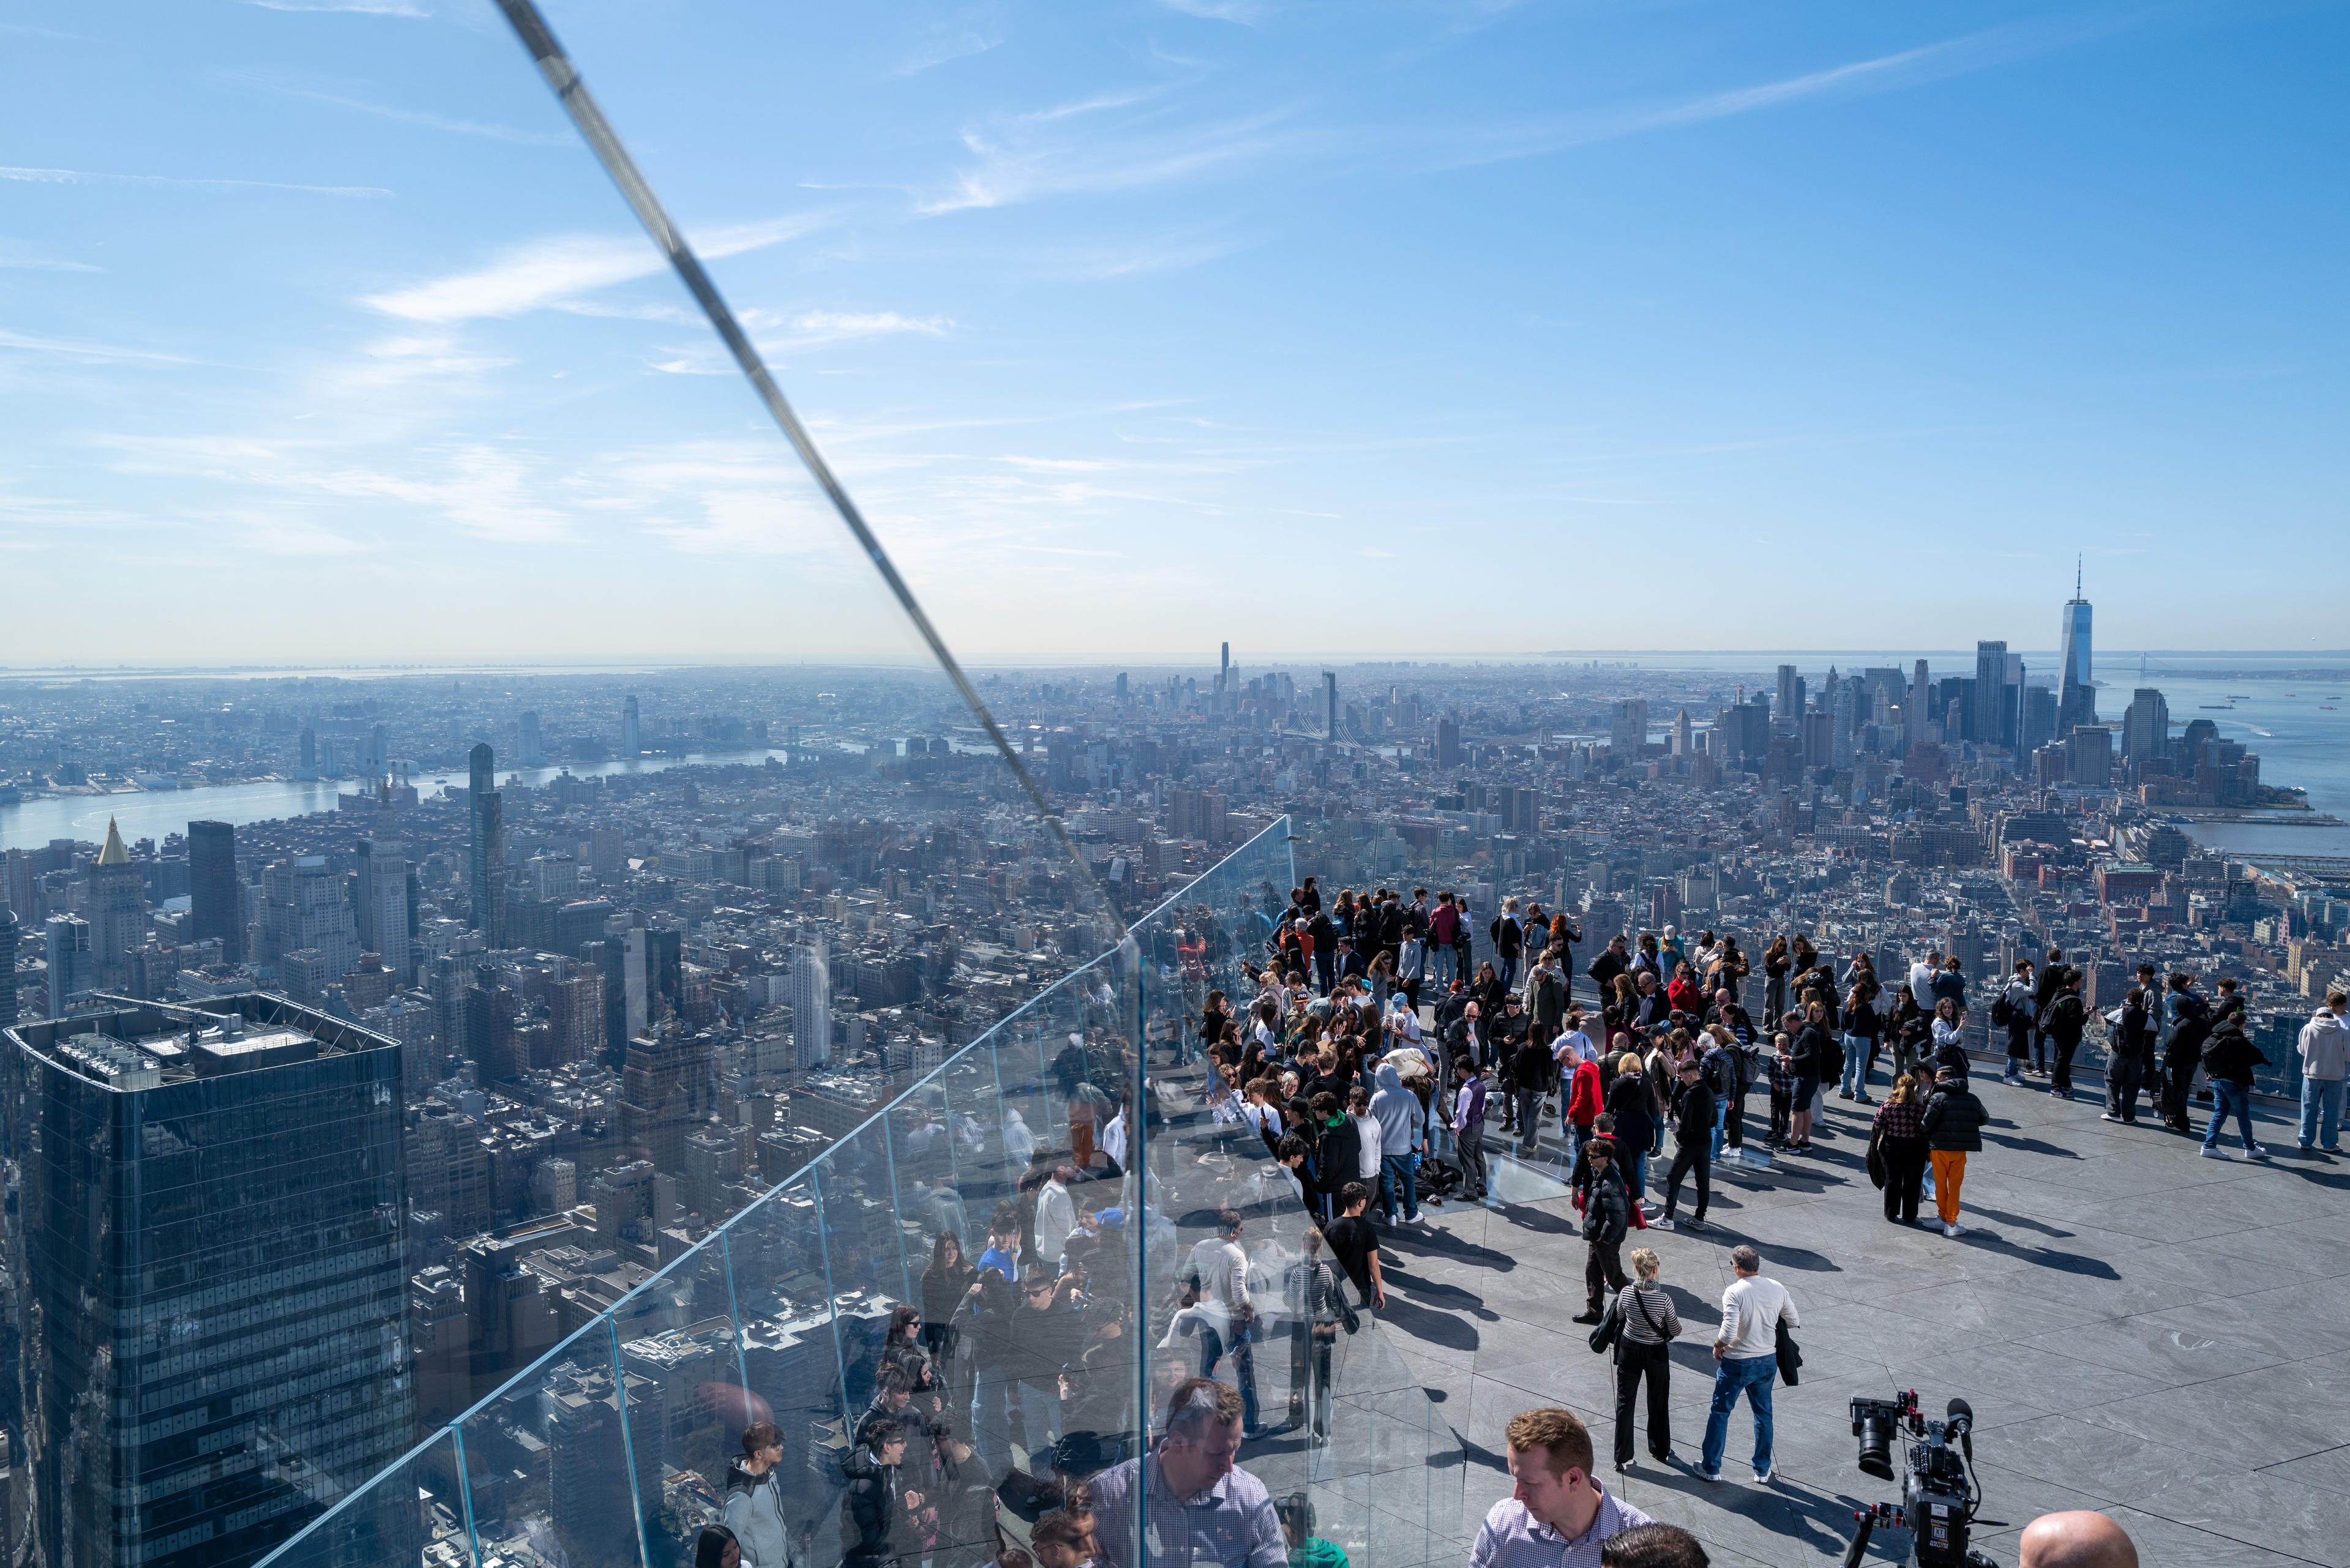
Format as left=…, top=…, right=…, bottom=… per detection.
left=1989, top=994, right=2013, bottom=1028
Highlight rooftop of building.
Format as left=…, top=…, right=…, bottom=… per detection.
left=2, top=992, right=395, bottom=1091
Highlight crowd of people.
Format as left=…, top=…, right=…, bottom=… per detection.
left=668, top=873, right=2345, bottom=1568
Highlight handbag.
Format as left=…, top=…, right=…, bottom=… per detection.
left=1775, top=1316, right=1803, bottom=1387
left=1865, top=1122, right=1887, bottom=1190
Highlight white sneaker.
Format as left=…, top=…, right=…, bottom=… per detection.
left=2100, top=1112, right=2120, bottom=1122
left=2247, top=1145, right=2270, bottom=1161
left=1942, top=1222, right=1961, bottom=1238
left=2200, top=1146, right=2229, bottom=1160
left=1650, top=1217, right=1677, bottom=1231
left=1755, top=1467, right=1774, bottom=1484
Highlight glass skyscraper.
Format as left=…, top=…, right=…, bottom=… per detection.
left=2059, top=563, right=2096, bottom=734
left=1, top=995, right=413, bottom=1568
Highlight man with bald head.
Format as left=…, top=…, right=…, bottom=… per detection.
left=2019, top=1510, right=2138, bottom=1568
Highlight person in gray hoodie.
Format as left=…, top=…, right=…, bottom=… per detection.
left=2297, top=990, right=2348, bottom=1152
left=1370, top=1062, right=1427, bottom=1225
left=724, top=1422, right=807, bottom=1568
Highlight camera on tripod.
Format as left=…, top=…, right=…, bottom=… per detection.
left=1843, top=1390, right=1993, bottom=1567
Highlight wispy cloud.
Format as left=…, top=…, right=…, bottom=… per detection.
left=0, top=165, right=391, bottom=198
left=651, top=310, right=952, bottom=374
left=244, top=0, right=428, bottom=15
left=897, top=7, right=1003, bottom=76
left=921, top=105, right=1308, bottom=212
left=0, top=239, right=100, bottom=272
left=0, top=329, right=192, bottom=364
left=230, top=77, right=571, bottom=145
left=1154, top=0, right=1265, bottom=24
left=1042, top=226, right=1251, bottom=280
left=361, top=214, right=828, bottom=321
left=1410, top=10, right=2150, bottom=170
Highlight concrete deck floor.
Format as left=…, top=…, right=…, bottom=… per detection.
left=1374, top=1078, right=2350, bottom=1566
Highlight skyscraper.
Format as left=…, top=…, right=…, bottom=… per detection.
left=297, top=725, right=316, bottom=773
left=2122, top=687, right=2171, bottom=764
left=792, top=943, right=830, bottom=1069
left=1973, top=641, right=2010, bottom=750
left=85, top=818, right=149, bottom=984
left=0, top=898, right=18, bottom=1026
left=468, top=742, right=504, bottom=943
left=1775, top=665, right=1798, bottom=722
left=2057, top=559, right=2096, bottom=735
left=255, top=854, right=360, bottom=980
left=2, top=995, right=413, bottom=1568
left=43, top=914, right=92, bottom=1017
left=1323, top=671, right=1339, bottom=738
left=355, top=791, right=411, bottom=978
left=520, top=709, right=544, bottom=766
left=187, top=819, right=243, bottom=964
left=621, top=694, right=640, bottom=758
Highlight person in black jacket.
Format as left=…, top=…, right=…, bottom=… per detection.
left=1309, top=1092, right=1359, bottom=1222
left=2043, top=973, right=2089, bottom=1100
left=1920, top=1070, right=1986, bottom=1239
left=1490, top=996, right=1530, bottom=1132
left=2107, top=988, right=2153, bottom=1124
left=1574, top=1138, right=1631, bottom=1322
left=1653, top=1061, right=1713, bottom=1231
left=1786, top=1004, right=1830, bottom=1152
left=841, top=1419, right=920, bottom=1568
left=1510, top=1014, right=1551, bottom=1157
left=2030, top=948, right=2070, bottom=1077
left=2199, top=1010, right=2270, bottom=1161
left=1604, top=1055, right=1655, bottom=1200
left=2162, top=974, right=2213, bottom=1131
left=1588, top=935, right=1631, bottom=1007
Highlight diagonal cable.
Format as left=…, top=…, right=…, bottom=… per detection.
left=492, top=0, right=1124, bottom=936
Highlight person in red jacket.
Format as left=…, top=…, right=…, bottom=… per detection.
left=1566, top=1052, right=1606, bottom=1192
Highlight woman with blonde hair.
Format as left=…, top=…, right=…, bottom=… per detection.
left=1607, top=1246, right=1682, bottom=1471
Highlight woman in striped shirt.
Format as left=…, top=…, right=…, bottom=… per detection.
left=1609, top=1247, right=1683, bottom=1471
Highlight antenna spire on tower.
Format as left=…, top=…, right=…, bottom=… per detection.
left=2075, top=553, right=2082, bottom=599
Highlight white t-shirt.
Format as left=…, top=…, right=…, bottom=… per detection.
left=1186, top=1235, right=1250, bottom=1332
left=1908, top=961, right=1937, bottom=1010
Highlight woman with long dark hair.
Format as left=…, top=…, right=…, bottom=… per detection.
left=922, top=1231, right=976, bottom=1367
left=1762, top=935, right=1791, bottom=1025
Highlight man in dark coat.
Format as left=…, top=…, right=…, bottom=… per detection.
left=1573, top=1138, right=1631, bottom=1322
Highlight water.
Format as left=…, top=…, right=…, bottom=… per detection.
left=2141, top=676, right=2350, bottom=858
left=0, top=751, right=790, bottom=851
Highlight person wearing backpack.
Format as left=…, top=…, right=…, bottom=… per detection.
left=2030, top=949, right=2070, bottom=1078
left=1995, top=961, right=2034, bottom=1086
left=1699, top=1027, right=1739, bottom=1159
left=2043, top=973, right=2090, bottom=1100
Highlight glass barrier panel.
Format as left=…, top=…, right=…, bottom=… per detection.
left=244, top=1428, right=467, bottom=1568
left=455, top=1318, right=654, bottom=1568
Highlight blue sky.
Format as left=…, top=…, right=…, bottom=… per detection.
left=2, top=0, right=2342, bottom=664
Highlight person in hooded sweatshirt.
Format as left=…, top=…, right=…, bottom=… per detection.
left=725, top=1422, right=807, bottom=1568
left=842, top=1417, right=921, bottom=1568
left=1369, top=1062, right=1427, bottom=1226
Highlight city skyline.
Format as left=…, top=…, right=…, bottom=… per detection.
left=4, top=2, right=2343, bottom=661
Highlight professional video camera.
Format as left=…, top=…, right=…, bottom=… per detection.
left=1843, top=1390, right=1996, bottom=1567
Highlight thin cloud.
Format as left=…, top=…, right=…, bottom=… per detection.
left=231, top=78, right=571, bottom=146
left=920, top=106, right=1309, bottom=213
left=0, top=165, right=391, bottom=198
left=0, top=329, right=193, bottom=364
left=244, top=0, right=427, bottom=13
left=361, top=214, right=828, bottom=322
left=651, top=310, right=952, bottom=373
left=1412, top=9, right=2152, bottom=170
left=897, top=9, right=1003, bottom=77
left=0, top=239, right=100, bottom=272
left=1154, top=0, right=1265, bottom=23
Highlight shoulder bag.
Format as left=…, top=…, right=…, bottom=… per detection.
left=1587, top=1294, right=1623, bottom=1356
left=1865, top=1119, right=1888, bottom=1190
left=1775, top=1313, right=1803, bottom=1387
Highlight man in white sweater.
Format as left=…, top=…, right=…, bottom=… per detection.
left=1697, top=1245, right=1798, bottom=1484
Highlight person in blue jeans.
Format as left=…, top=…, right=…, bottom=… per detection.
left=2298, top=992, right=2348, bottom=1151
left=1699, top=1245, right=1797, bottom=1482
left=2198, top=1012, right=2270, bottom=1162
left=1369, top=1062, right=1426, bottom=1223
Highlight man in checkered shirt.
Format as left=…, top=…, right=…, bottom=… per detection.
left=1470, top=1407, right=1652, bottom=1568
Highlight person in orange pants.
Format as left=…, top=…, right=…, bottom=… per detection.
left=1918, top=1068, right=1986, bottom=1239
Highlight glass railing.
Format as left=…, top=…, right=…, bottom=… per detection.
left=258, top=814, right=1463, bottom=1568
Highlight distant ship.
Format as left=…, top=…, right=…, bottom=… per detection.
left=2198, top=704, right=2234, bottom=710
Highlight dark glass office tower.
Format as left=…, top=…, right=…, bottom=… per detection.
left=467, top=743, right=504, bottom=944
left=0, top=995, right=413, bottom=1568
left=187, top=819, right=243, bottom=965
